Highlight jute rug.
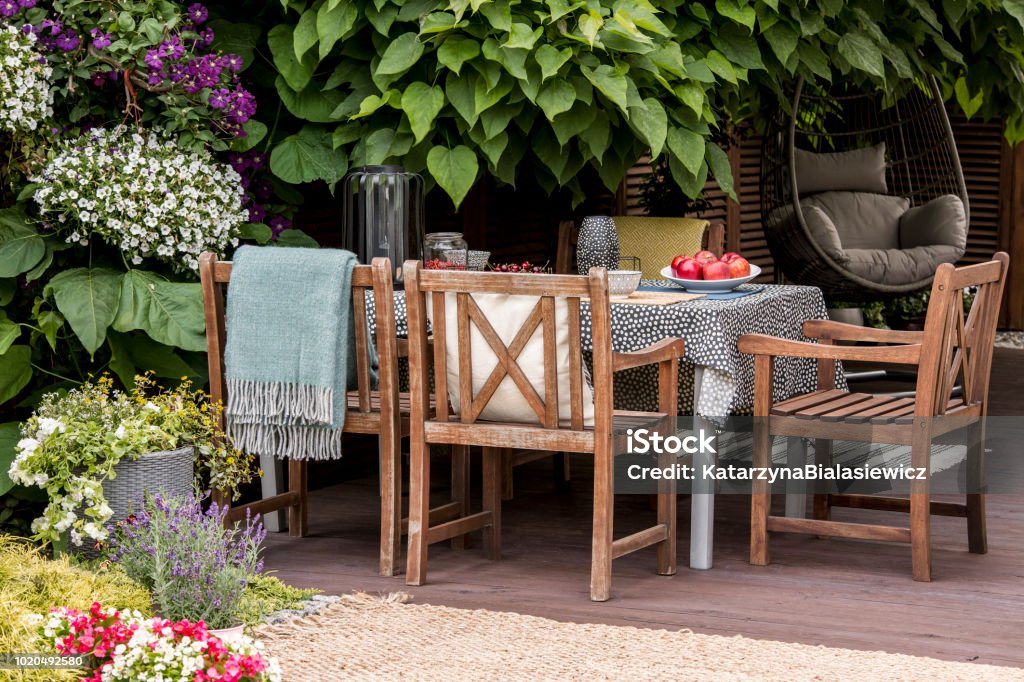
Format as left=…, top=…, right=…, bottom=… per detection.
left=256, top=593, right=1019, bottom=681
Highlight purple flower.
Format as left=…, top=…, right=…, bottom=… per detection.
left=53, top=30, right=80, bottom=51
left=220, top=53, right=244, bottom=72
left=199, top=27, right=214, bottom=46
left=269, top=216, right=292, bottom=237
left=18, top=0, right=35, bottom=6
left=157, top=35, right=184, bottom=60
left=208, top=87, right=229, bottom=109
left=248, top=204, right=266, bottom=223
left=21, top=23, right=36, bottom=35
left=40, top=18, right=62, bottom=35
left=89, top=27, right=112, bottom=50
left=144, top=49, right=163, bottom=70
left=0, top=0, right=19, bottom=17
left=187, top=3, right=208, bottom=24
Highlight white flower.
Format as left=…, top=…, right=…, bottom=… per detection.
left=143, top=401, right=160, bottom=412
left=114, top=424, right=127, bottom=440
left=0, top=26, right=52, bottom=134
left=16, top=437, right=40, bottom=454
left=36, top=417, right=65, bottom=439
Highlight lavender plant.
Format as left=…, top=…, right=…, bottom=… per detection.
left=107, top=491, right=266, bottom=630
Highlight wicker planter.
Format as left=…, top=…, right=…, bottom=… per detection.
left=71, top=446, right=194, bottom=556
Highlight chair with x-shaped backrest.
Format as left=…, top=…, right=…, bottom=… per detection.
left=402, top=260, right=684, bottom=601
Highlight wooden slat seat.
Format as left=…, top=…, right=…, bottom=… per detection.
left=738, top=253, right=1010, bottom=582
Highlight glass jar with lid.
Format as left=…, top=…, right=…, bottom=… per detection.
left=423, top=232, right=468, bottom=270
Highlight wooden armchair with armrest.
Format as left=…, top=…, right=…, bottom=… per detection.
left=737, top=253, right=1009, bottom=580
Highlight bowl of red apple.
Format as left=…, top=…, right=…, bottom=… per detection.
left=659, top=250, right=761, bottom=293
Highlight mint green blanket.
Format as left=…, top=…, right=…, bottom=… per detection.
left=224, top=246, right=358, bottom=460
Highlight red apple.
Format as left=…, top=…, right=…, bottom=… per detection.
left=671, top=254, right=692, bottom=270
left=720, top=252, right=741, bottom=263
left=727, top=256, right=751, bottom=278
left=703, top=261, right=732, bottom=280
left=694, top=250, right=718, bottom=264
left=675, top=259, right=703, bottom=280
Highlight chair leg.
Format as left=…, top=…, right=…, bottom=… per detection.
left=966, top=420, right=987, bottom=554
left=450, top=445, right=470, bottom=550
left=405, top=433, right=431, bottom=586
left=287, top=460, right=308, bottom=538
left=750, top=417, right=771, bottom=566
left=590, top=439, right=614, bottom=602
left=482, top=447, right=502, bottom=560
left=813, top=438, right=832, bottom=522
left=910, top=421, right=932, bottom=582
left=378, top=433, right=402, bottom=576
left=501, top=448, right=514, bottom=500
left=656, top=447, right=677, bottom=576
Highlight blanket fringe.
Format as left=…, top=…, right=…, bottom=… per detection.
left=226, top=379, right=334, bottom=425
left=228, top=421, right=344, bottom=461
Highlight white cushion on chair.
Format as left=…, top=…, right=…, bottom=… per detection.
left=429, top=292, right=595, bottom=428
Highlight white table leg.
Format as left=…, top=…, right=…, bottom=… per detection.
left=260, top=453, right=286, bottom=532
left=690, top=366, right=715, bottom=570
left=785, top=437, right=808, bottom=519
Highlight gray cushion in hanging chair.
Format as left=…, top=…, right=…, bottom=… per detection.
left=801, top=191, right=909, bottom=250
left=842, top=245, right=965, bottom=283
left=794, top=143, right=888, bottom=195
left=899, top=194, right=968, bottom=251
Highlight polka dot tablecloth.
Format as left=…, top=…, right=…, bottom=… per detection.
left=381, top=282, right=842, bottom=417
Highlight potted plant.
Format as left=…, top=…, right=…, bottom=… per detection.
left=42, top=601, right=280, bottom=681
left=7, top=374, right=255, bottom=551
left=106, top=491, right=266, bottom=639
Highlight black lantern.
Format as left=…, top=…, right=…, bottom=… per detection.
left=341, top=165, right=425, bottom=283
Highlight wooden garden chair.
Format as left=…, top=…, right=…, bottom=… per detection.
left=737, top=253, right=1009, bottom=580
left=199, top=253, right=469, bottom=577
left=402, top=261, right=684, bottom=601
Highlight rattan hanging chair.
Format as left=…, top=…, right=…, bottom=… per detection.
left=761, top=76, right=969, bottom=300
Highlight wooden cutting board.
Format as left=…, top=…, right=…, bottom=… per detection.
left=610, top=290, right=704, bottom=305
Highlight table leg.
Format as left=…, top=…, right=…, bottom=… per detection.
left=784, top=437, right=808, bottom=519
left=260, top=453, right=286, bottom=532
left=690, top=366, right=715, bottom=570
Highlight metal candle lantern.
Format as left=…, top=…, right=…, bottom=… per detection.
left=341, top=165, right=425, bottom=282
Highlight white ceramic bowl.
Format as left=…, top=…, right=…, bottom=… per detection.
left=607, top=269, right=642, bottom=298
left=659, top=263, right=761, bottom=293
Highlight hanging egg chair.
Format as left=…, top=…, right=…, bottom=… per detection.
left=761, top=76, right=969, bottom=300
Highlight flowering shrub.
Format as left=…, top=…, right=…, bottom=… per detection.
left=8, top=375, right=256, bottom=547
left=6, top=1, right=256, bottom=147
left=107, top=492, right=266, bottom=630
left=32, top=127, right=247, bottom=270
left=0, top=21, right=52, bottom=133
left=42, top=602, right=281, bottom=681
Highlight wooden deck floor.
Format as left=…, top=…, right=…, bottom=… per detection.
left=264, top=349, right=1024, bottom=670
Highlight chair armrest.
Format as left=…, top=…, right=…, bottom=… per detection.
left=802, top=320, right=924, bottom=344
left=613, top=338, right=685, bottom=372
left=738, top=334, right=921, bottom=364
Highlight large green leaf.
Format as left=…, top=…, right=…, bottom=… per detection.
left=402, top=82, right=445, bottom=143
left=270, top=125, right=349, bottom=185
left=629, top=98, right=667, bottom=158
left=112, top=270, right=206, bottom=352
left=763, top=22, right=798, bottom=67
left=317, top=0, right=358, bottom=60
left=706, top=142, right=736, bottom=201
left=955, top=77, right=984, bottom=118
left=376, top=32, right=425, bottom=76
left=535, top=44, right=571, bottom=81
left=715, top=0, right=756, bottom=30
left=837, top=31, right=884, bottom=78
left=438, top=36, right=480, bottom=75
left=0, top=346, right=31, bottom=407
left=107, top=331, right=201, bottom=387
left=276, top=77, right=346, bottom=123
left=268, top=24, right=316, bottom=91
left=209, top=20, right=261, bottom=71
left=505, top=23, right=542, bottom=50
left=445, top=74, right=478, bottom=125
left=667, top=126, right=705, bottom=176
left=427, top=145, right=478, bottom=208
left=0, top=312, right=19, bottom=355
left=293, top=8, right=319, bottom=60
left=44, top=267, right=122, bottom=356
left=0, top=209, right=45, bottom=278
left=275, top=229, right=320, bottom=248
left=0, top=422, right=21, bottom=495
left=581, top=64, right=628, bottom=113
left=537, top=79, right=576, bottom=121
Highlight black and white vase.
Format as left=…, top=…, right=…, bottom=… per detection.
left=577, top=216, right=620, bottom=275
